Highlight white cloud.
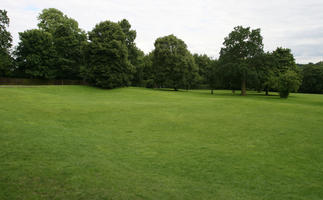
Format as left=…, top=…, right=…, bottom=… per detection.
left=3, top=0, right=323, bottom=63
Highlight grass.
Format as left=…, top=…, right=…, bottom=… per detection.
left=0, top=86, right=323, bottom=200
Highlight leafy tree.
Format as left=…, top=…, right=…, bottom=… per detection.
left=278, top=70, right=302, bottom=98
left=251, top=52, right=278, bottom=95
left=152, top=34, right=196, bottom=91
left=183, top=53, right=200, bottom=90
left=0, top=9, right=13, bottom=76
left=193, top=54, right=212, bottom=84
left=38, top=8, right=87, bottom=79
left=272, top=47, right=298, bottom=73
left=83, top=20, right=133, bottom=88
left=299, top=62, right=323, bottom=94
left=219, top=26, right=264, bottom=96
left=207, top=59, right=220, bottom=94
left=118, top=19, right=145, bottom=85
left=15, top=29, right=57, bottom=79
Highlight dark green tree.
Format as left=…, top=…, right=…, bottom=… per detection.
left=272, top=47, right=298, bottom=73
left=152, top=34, right=196, bottom=91
left=219, top=26, right=264, bottom=96
left=83, top=20, right=133, bottom=88
left=299, top=62, right=323, bottom=94
left=15, top=29, right=57, bottom=79
left=193, top=54, right=212, bottom=85
left=0, top=9, right=13, bottom=76
left=38, top=8, right=87, bottom=79
left=118, top=19, right=145, bottom=85
left=251, top=52, right=277, bottom=95
left=183, top=53, right=200, bottom=90
left=278, top=70, right=302, bottom=98
left=207, top=59, right=220, bottom=94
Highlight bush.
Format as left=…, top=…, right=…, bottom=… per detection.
left=278, top=70, right=301, bottom=98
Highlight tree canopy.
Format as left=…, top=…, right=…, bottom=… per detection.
left=0, top=9, right=13, bottom=76
left=219, top=26, right=264, bottom=96
left=152, top=34, right=198, bottom=90
left=83, top=20, right=133, bottom=88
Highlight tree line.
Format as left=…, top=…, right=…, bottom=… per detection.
left=1, top=8, right=323, bottom=98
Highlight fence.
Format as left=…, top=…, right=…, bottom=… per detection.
left=0, top=77, right=88, bottom=85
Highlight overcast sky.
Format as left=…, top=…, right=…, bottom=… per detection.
left=3, top=0, right=323, bottom=63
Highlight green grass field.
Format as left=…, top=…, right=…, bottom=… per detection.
left=1, top=86, right=323, bottom=200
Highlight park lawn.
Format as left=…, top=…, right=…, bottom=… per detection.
left=0, top=86, right=322, bottom=200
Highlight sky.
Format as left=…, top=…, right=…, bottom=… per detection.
left=2, top=0, right=323, bottom=64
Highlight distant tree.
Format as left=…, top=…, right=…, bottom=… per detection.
left=183, top=53, right=200, bottom=90
left=152, top=34, right=196, bottom=91
left=117, top=19, right=145, bottom=85
left=278, top=70, right=302, bottom=98
left=207, top=59, right=220, bottom=94
left=38, top=8, right=87, bottom=79
left=299, top=63, right=323, bottom=94
left=251, top=52, right=278, bottom=95
left=219, top=26, right=264, bottom=96
left=15, top=29, right=57, bottom=79
left=193, top=54, right=212, bottom=85
left=0, top=9, right=13, bottom=76
left=83, top=20, right=133, bottom=88
left=272, top=47, right=298, bottom=73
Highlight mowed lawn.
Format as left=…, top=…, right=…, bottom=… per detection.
left=0, top=86, right=323, bottom=200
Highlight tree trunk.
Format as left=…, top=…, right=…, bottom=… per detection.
left=265, top=88, right=269, bottom=96
left=241, top=78, right=246, bottom=96
left=232, top=89, right=235, bottom=94
left=211, top=89, right=214, bottom=95
left=174, top=87, right=178, bottom=91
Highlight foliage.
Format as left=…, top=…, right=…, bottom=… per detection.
left=152, top=34, right=198, bottom=90
left=15, top=29, right=57, bottom=79
left=299, top=62, right=323, bottom=93
left=193, top=54, right=212, bottom=84
left=83, top=20, right=133, bottom=88
left=0, top=9, right=13, bottom=76
left=219, top=26, right=264, bottom=95
left=278, top=70, right=302, bottom=98
left=38, top=8, right=87, bottom=79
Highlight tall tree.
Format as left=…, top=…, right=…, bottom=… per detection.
left=15, top=29, right=57, bottom=79
left=219, top=26, right=264, bottom=96
left=207, top=59, right=220, bottom=94
left=0, top=9, right=13, bottom=76
left=118, top=19, right=144, bottom=85
left=252, top=52, right=277, bottom=95
left=83, top=20, right=133, bottom=88
left=193, top=54, right=212, bottom=85
left=183, top=53, right=200, bottom=90
left=38, top=8, right=87, bottom=79
left=152, top=34, right=195, bottom=91
left=299, top=62, right=323, bottom=94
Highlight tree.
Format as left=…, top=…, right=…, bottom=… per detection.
left=118, top=19, right=146, bottom=86
left=278, top=70, right=302, bottom=98
left=38, top=8, right=87, bottom=79
left=299, top=62, right=323, bottom=94
left=272, top=47, right=298, bottom=73
left=219, top=26, right=264, bottom=96
left=251, top=52, right=278, bottom=95
left=207, top=59, right=220, bottom=94
left=0, top=9, right=13, bottom=76
left=152, top=34, right=196, bottom=91
left=83, top=20, right=133, bottom=88
left=193, top=54, right=212, bottom=85
left=183, top=53, right=200, bottom=90
left=15, top=29, right=57, bottom=79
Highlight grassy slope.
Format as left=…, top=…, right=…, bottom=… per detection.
left=0, top=86, right=322, bottom=200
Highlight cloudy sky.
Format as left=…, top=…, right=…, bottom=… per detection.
left=3, top=0, right=323, bottom=63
